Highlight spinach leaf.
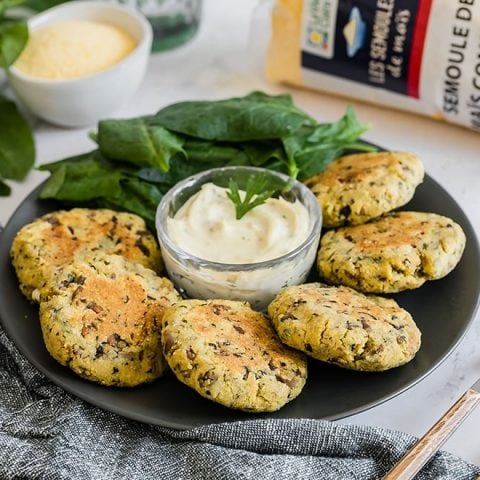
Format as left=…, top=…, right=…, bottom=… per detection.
left=241, top=140, right=286, bottom=166
left=306, top=105, right=371, bottom=143
left=152, top=91, right=316, bottom=141
left=39, top=152, right=125, bottom=201
left=0, top=19, right=27, bottom=68
left=39, top=151, right=163, bottom=230
left=183, top=138, right=249, bottom=164
left=0, top=95, right=35, bottom=180
left=282, top=106, right=376, bottom=181
left=0, top=0, right=25, bottom=16
left=244, top=91, right=298, bottom=106
left=0, top=174, right=11, bottom=196
left=22, top=0, right=67, bottom=11
left=97, top=177, right=163, bottom=230
left=40, top=94, right=374, bottom=227
left=133, top=155, right=241, bottom=190
left=135, top=139, right=289, bottom=190
left=0, top=0, right=66, bottom=13
left=97, top=117, right=186, bottom=172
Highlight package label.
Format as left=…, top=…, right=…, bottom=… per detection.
left=301, top=0, right=432, bottom=98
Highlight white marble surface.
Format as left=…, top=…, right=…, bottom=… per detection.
left=2, top=0, right=480, bottom=467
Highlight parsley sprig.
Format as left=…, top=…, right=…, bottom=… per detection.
left=226, top=175, right=276, bottom=220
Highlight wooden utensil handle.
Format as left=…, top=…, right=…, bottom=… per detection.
left=383, top=389, right=480, bottom=480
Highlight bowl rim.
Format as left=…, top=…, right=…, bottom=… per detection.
left=155, top=166, right=322, bottom=271
left=8, top=0, right=152, bottom=85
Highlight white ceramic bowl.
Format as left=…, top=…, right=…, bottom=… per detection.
left=8, top=1, right=152, bottom=127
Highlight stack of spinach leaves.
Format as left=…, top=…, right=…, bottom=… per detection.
left=0, top=0, right=33, bottom=195
left=0, top=0, right=66, bottom=195
left=40, top=92, right=375, bottom=228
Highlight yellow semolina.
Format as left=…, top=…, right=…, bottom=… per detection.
left=14, top=20, right=137, bottom=80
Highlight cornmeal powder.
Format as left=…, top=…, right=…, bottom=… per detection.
left=15, top=20, right=136, bottom=80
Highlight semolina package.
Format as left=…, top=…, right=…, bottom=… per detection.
left=265, top=0, right=480, bottom=130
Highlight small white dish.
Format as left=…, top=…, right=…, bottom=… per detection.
left=8, top=1, right=152, bottom=127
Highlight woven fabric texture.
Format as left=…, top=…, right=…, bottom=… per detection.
left=0, top=326, right=478, bottom=480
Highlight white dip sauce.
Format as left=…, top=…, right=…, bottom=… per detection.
left=167, top=183, right=310, bottom=263
left=160, top=181, right=320, bottom=310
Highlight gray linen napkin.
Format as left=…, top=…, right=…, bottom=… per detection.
left=0, top=326, right=478, bottom=480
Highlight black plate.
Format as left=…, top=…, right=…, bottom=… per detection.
left=1, top=176, right=479, bottom=428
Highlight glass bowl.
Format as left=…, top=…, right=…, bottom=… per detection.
left=155, top=166, right=322, bottom=310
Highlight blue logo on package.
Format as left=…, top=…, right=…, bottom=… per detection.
left=343, top=7, right=366, bottom=57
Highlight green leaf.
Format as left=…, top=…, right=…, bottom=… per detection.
left=97, top=117, right=185, bottom=172
left=0, top=95, right=35, bottom=180
left=0, top=0, right=26, bottom=17
left=38, top=163, right=66, bottom=198
left=132, top=139, right=263, bottom=190
left=241, top=140, right=287, bottom=166
left=38, top=94, right=374, bottom=228
left=306, top=106, right=370, bottom=143
left=88, top=131, right=98, bottom=143
left=226, top=174, right=276, bottom=220
left=281, top=106, right=376, bottom=181
left=0, top=20, right=28, bottom=68
left=97, top=177, right=163, bottom=230
left=0, top=175, right=10, bottom=196
left=133, top=161, right=209, bottom=191
left=183, top=139, right=249, bottom=164
left=135, top=139, right=288, bottom=191
left=22, top=0, right=67, bottom=11
left=39, top=151, right=164, bottom=230
left=39, top=152, right=125, bottom=201
left=243, top=91, right=296, bottom=106
left=152, top=91, right=316, bottom=141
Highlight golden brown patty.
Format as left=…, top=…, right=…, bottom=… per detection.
left=161, top=299, right=308, bottom=412
left=10, top=208, right=162, bottom=301
left=39, top=253, right=180, bottom=387
left=317, top=211, right=466, bottom=293
left=305, top=152, right=424, bottom=228
left=268, top=283, right=421, bottom=372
